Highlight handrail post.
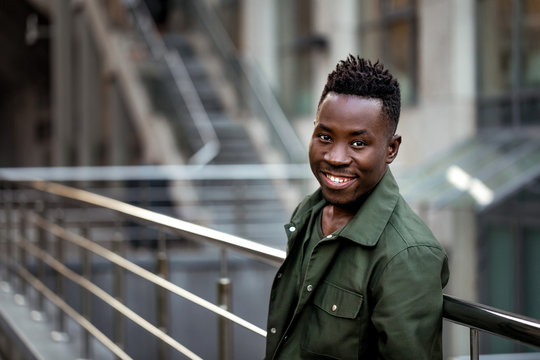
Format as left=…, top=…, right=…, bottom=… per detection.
left=5, top=184, right=13, bottom=289
left=11, top=189, right=26, bottom=306
left=0, top=182, right=5, bottom=285
left=80, top=223, right=92, bottom=359
left=17, top=193, right=27, bottom=301
left=156, top=230, right=169, bottom=360
left=36, top=198, right=48, bottom=314
left=30, top=199, right=47, bottom=322
left=217, top=249, right=232, bottom=360
left=470, top=328, right=480, bottom=360
left=51, top=208, right=69, bottom=342
left=113, top=230, right=125, bottom=355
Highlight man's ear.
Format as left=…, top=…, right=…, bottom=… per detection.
left=386, top=135, right=402, bottom=164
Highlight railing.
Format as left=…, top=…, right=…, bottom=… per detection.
left=0, top=171, right=289, bottom=359
left=0, top=164, right=312, bottom=183
left=183, top=0, right=306, bottom=164
left=126, top=0, right=220, bottom=165
left=0, top=175, right=539, bottom=359
left=444, top=295, right=540, bottom=358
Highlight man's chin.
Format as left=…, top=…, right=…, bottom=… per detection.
left=321, top=192, right=354, bottom=208
left=321, top=189, right=368, bottom=211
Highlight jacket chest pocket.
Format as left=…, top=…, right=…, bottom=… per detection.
left=313, top=281, right=363, bottom=318
left=301, top=282, right=364, bottom=359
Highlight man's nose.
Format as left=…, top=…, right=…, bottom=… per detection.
left=324, top=144, right=351, bottom=166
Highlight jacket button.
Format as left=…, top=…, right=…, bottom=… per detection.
left=270, top=327, right=277, bottom=334
left=306, top=284, right=313, bottom=292
left=289, top=226, right=296, bottom=232
left=332, top=304, right=338, bottom=312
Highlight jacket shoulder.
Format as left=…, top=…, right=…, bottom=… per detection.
left=387, top=196, right=443, bottom=250
left=289, top=189, right=324, bottom=221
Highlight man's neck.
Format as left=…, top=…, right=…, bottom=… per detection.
left=321, top=204, right=356, bottom=236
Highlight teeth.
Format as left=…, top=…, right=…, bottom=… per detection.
left=327, top=174, right=351, bottom=184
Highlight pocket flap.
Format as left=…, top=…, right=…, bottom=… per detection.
left=312, top=282, right=363, bottom=319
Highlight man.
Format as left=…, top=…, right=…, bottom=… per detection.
left=265, top=55, right=449, bottom=359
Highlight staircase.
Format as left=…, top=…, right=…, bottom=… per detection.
left=156, top=31, right=291, bottom=247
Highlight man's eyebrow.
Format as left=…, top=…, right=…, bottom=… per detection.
left=316, top=123, right=369, bottom=136
left=315, top=123, right=333, bottom=132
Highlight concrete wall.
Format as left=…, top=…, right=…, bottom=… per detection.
left=240, top=0, right=279, bottom=89
left=421, top=205, right=479, bottom=358
left=395, top=0, right=476, bottom=173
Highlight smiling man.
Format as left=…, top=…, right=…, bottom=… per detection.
left=265, top=56, right=449, bottom=359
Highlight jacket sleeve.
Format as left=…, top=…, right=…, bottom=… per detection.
left=370, top=245, right=449, bottom=360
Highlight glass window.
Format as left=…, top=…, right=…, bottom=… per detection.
left=477, top=0, right=540, bottom=128
left=481, top=224, right=516, bottom=354
left=277, top=0, right=315, bottom=117
left=478, top=0, right=513, bottom=97
left=359, top=0, right=417, bottom=105
left=480, top=180, right=540, bottom=354
left=524, top=227, right=540, bottom=319
left=522, top=0, right=540, bottom=88
left=484, top=225, right=515, bottom=312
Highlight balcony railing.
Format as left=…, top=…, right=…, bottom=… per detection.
left=0, top=170, right=539, bottom=359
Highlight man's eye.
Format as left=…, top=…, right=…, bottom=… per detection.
left=352, top=140, right=365, bottom=147
left=319, top=134, right=331, bottom=142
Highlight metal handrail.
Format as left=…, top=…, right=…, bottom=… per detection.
left=1, top=178, right=540, bottom=359
left=443, top=294, right=540, bottom=349
left=13, top=260, right=134, bottom=360
left=28, top=180, right=286, bottom=266
left=1, top=180, right=276, bottom=359
left=127, top=0, right=220, bottom=165
left=186, top=0, right=306, bottom=163
left=32, top=213, right=267, bottom=337
left=0, top=164, right=312, bottom=182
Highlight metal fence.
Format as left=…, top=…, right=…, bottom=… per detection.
left=0, top=176, right=539, bottom=359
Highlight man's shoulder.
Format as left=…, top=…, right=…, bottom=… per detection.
left=385, top=195, right=444, bottom=251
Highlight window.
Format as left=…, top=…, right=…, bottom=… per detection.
left=477, top=0, right=540, bottom=128
left=277, top=0, right=316, bottom=117
left=359, top=0, right=418, bottom=105
left=479, top=179, right=540, bottom=354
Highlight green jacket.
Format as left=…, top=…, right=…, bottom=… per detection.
left=265, top=170, right=449, bottom=359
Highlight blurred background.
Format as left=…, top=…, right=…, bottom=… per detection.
left=0, top=0, right=539, bottom=358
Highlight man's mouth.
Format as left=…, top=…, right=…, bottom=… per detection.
left=326, top=174, right=352, bottom=183
left=323, top=173, right=356, bottom=187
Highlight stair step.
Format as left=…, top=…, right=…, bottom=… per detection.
left=156, top=33, right=291, bottom=245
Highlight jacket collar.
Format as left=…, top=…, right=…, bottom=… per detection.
left=291, top=169, right=400, bottom=247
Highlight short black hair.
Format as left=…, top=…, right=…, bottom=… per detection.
left=318, top=55, right=401, bottom=133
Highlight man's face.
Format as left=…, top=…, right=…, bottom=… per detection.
left=309, top=93, right=401, bottom=209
